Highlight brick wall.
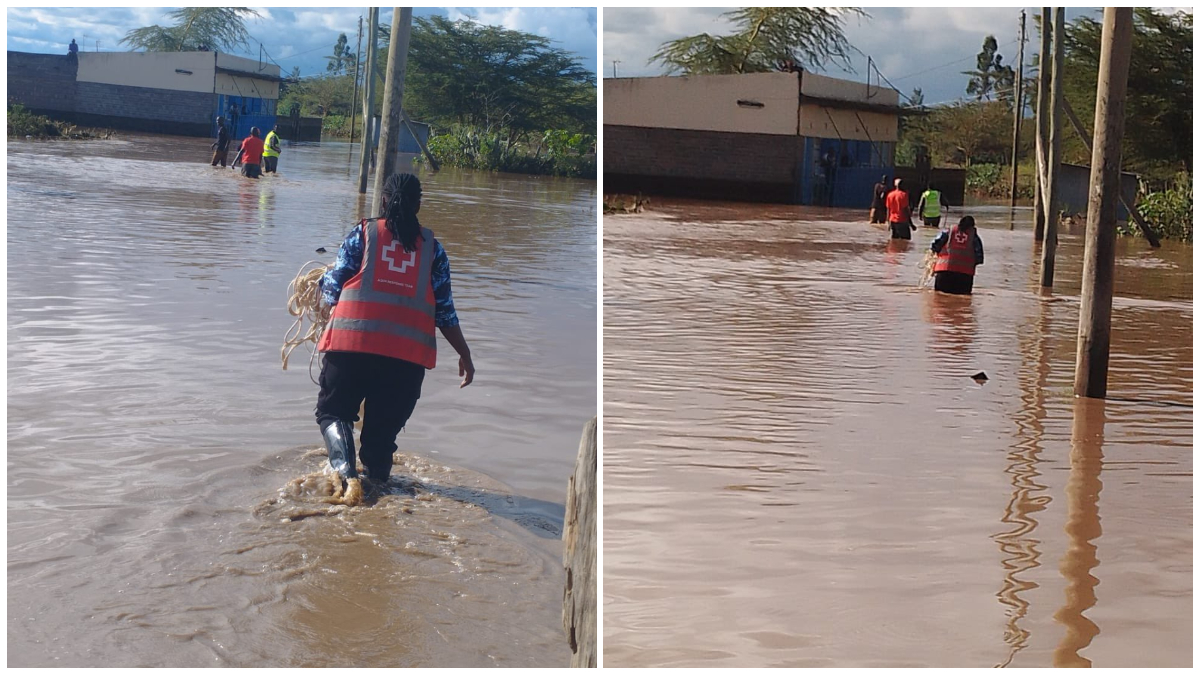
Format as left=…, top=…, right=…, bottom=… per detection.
left=74, top=81, right=215, bottom=135
left=7, top=52, right=78, bottom=113
left=604, top=124, right=803, bottom=203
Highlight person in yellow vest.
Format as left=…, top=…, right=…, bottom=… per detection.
left=930, top=215, right=984, bottom=295
left=315, top=173, right=475, bottom=484
left=262, top=125, right=282, bottom=174
left=916, top=184, right=949, bottom=228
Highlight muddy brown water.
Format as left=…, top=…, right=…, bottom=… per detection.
left=603, top=201, right=1191, bottom=667
left=7, top=136, right=595, bottom=667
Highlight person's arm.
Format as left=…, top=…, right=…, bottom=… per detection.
left=916, top=195, right=926, bottom=215
left=975, top=235, right=984, bottom=266
left=231, top=141, right=245, bottom=167
left=431, top=240, right=474, bottom=387
left=931, top=230, right=949, bottom=253
left=319, top=225, right=365, bottom=307
left=942, top=194, right=950, bottom=212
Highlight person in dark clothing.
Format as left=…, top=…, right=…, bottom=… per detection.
left=931, top=215, right=985, bottom=294
left=68, top=39, right=79, bottom=57
left=210, top=116, right=231, bottom=167
left=869, top=174, right=888, bottom=223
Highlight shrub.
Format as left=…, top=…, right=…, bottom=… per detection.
left=1124, top=172, right=1192, bottom=242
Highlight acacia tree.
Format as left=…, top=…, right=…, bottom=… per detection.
left=650, top=8, right=866, bottom=75
left=121, top=7, right=260, bottom=52
left=1059, top=8, right=1192, bottom=179
left=963, top=35, right=1015, bottom=102
left=404, top=16, right=595, bottom=143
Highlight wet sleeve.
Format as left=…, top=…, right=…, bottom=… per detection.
left=320, top=226, right=364, bottom=307
left=430, top=239, right=459, bottom=328
left=975, top=237, right=984, bottom=265
left=931, top=231, right=948, bottom=253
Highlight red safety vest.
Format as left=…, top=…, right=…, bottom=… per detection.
left=934, top=225, right=977, bottom=276
left=318, top=219, right=438, bottom=369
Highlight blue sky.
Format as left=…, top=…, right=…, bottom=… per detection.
left=604, top=7, right=1192, bottom=108
left=6, top=7, right=598, bottom=77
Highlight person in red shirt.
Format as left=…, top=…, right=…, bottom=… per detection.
left=231, top=126, right=265, bottom=179
left=886, top=178, right=916, bottom=240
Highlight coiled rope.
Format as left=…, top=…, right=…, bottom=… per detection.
left=283, top=261, right=332, bottom=381
left=918, top=250, right=937, bottom=288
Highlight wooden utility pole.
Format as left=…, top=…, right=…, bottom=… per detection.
left=1033, top=7, right=1051, bottom=240
left=371, top=8, right=413, bottom=215
left=1074, top=7, right=1134, bottom=399
left=348, top=15, right=363, bottom=159
left=1009, top=10, right=1026, bottom=208
left=357, top=7, right=379, bottom=195
left=1040, top=7, right=1065, bottom=287
left=562, top=418, right=597, bottom=668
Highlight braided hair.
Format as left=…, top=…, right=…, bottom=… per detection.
left=379, top=173, right=424, bottom=252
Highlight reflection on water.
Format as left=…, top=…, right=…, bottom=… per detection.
left=603, top=200, right=1191, bottom=667
left=7, top=135, right=595, bottom=667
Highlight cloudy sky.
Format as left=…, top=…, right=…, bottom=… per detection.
left=604, top=7, right=1192, bottom=107
left=7, top=6, right=598, bottom=77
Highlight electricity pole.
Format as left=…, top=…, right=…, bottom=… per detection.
left=357, top=7, right=378, bottom=194
left=1033, top=7, right=1051, bottom=241
left=1074, top=7, right=1134, bottom=399
left=371, top=7, right=414, bottom=215
left=349, top=15, right=363, bottom=159
left=1009, top=10, right=1026, bottom=209
left=1040, top=7, right=1065, bottom=288
left=612, top=60, right=620, bottom=78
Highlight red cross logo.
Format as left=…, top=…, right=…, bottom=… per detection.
left=381, top=240, right=416, bottom=274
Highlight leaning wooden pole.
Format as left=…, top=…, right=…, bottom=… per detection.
left=1074, top=7, right=1133, bottom=399
left=357, top=7, right=378, bottom=195
left=348, top=15, right=363, bottom=157
left=1033, top=7, right=1051, bottom=241
left=562, top=417, right=597, bottom=668
left=1060, top=98, right=1162, bottom=248
left=371, top=7, right=413, bottom=215
left=1009, top=10, right=1026, bottom=208
left=1040, top=7, right=1065, bottom=288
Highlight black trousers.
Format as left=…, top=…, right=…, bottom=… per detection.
left=934, top=271, right=975, bottom=295
left=241, top=162, right=261, bottom=179
left=316, top=351, right=425, bottom=473
left=263, top=155, right=278, bottom=173
left=890, top=221, right=913, bottom=239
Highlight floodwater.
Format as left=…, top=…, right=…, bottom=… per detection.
left=8, top=135, right=595, bottom=667
left=603, top=201, right=1191, bottom=667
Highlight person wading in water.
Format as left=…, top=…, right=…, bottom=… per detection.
left=930, top=215, right=984, bottom=295
left=315, top=173, right=475, bottom=485
left=886, top=178, right=916, bottom=240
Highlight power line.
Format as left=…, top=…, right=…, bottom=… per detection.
left=891, top=38, right=1019, bottom=82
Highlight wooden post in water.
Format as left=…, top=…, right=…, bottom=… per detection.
left=348, top=15, right=362, bottom=158
left=357, top=7, right=378, bottom=195
left=1033, top=7, right=1051, bottom=241
left=562, top=417, right=597, bottom=668
left=1009, top=10, right=1026, bottom=209
left=1040, top=7, right=1065, bottom=287
left=1074, top=7, right=1133, bottom=399
left=371, top=7, right=413, bottom=215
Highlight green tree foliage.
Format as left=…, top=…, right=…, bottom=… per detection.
left=326, top=33, right=353, bottom=74
left=1128, top=172, right=1191, bottom=242
left=121, top=8, right=260, bottom=52
left=1058, top=8, right=1192, bottom=182
left=403, top=16, right=595, bottom=140
left=650, top=8, right=865, bottom=75
left=963, top=35, right=1016, bottom=102
left=901, top=100, right=1014, bottom=168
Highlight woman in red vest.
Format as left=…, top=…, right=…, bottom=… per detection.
left=315, top=173, right=475, bottom=484
left=931, top=215, right=985, bottom=295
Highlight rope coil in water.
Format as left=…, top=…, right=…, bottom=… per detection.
left=918, top=250, right=937, bottom=288
left=283, top=261, right=332, bottom=381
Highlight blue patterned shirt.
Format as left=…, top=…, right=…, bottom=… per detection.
left=320, top=224, right=459, bottom=327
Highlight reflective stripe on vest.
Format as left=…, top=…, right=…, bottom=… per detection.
left=934, top=225, right=976, bottom=276
left=318, top=220, right=438, bottom=368
left=921, top=190, right=941, bottom=218
left=262, top=131, right=280, bottom=158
